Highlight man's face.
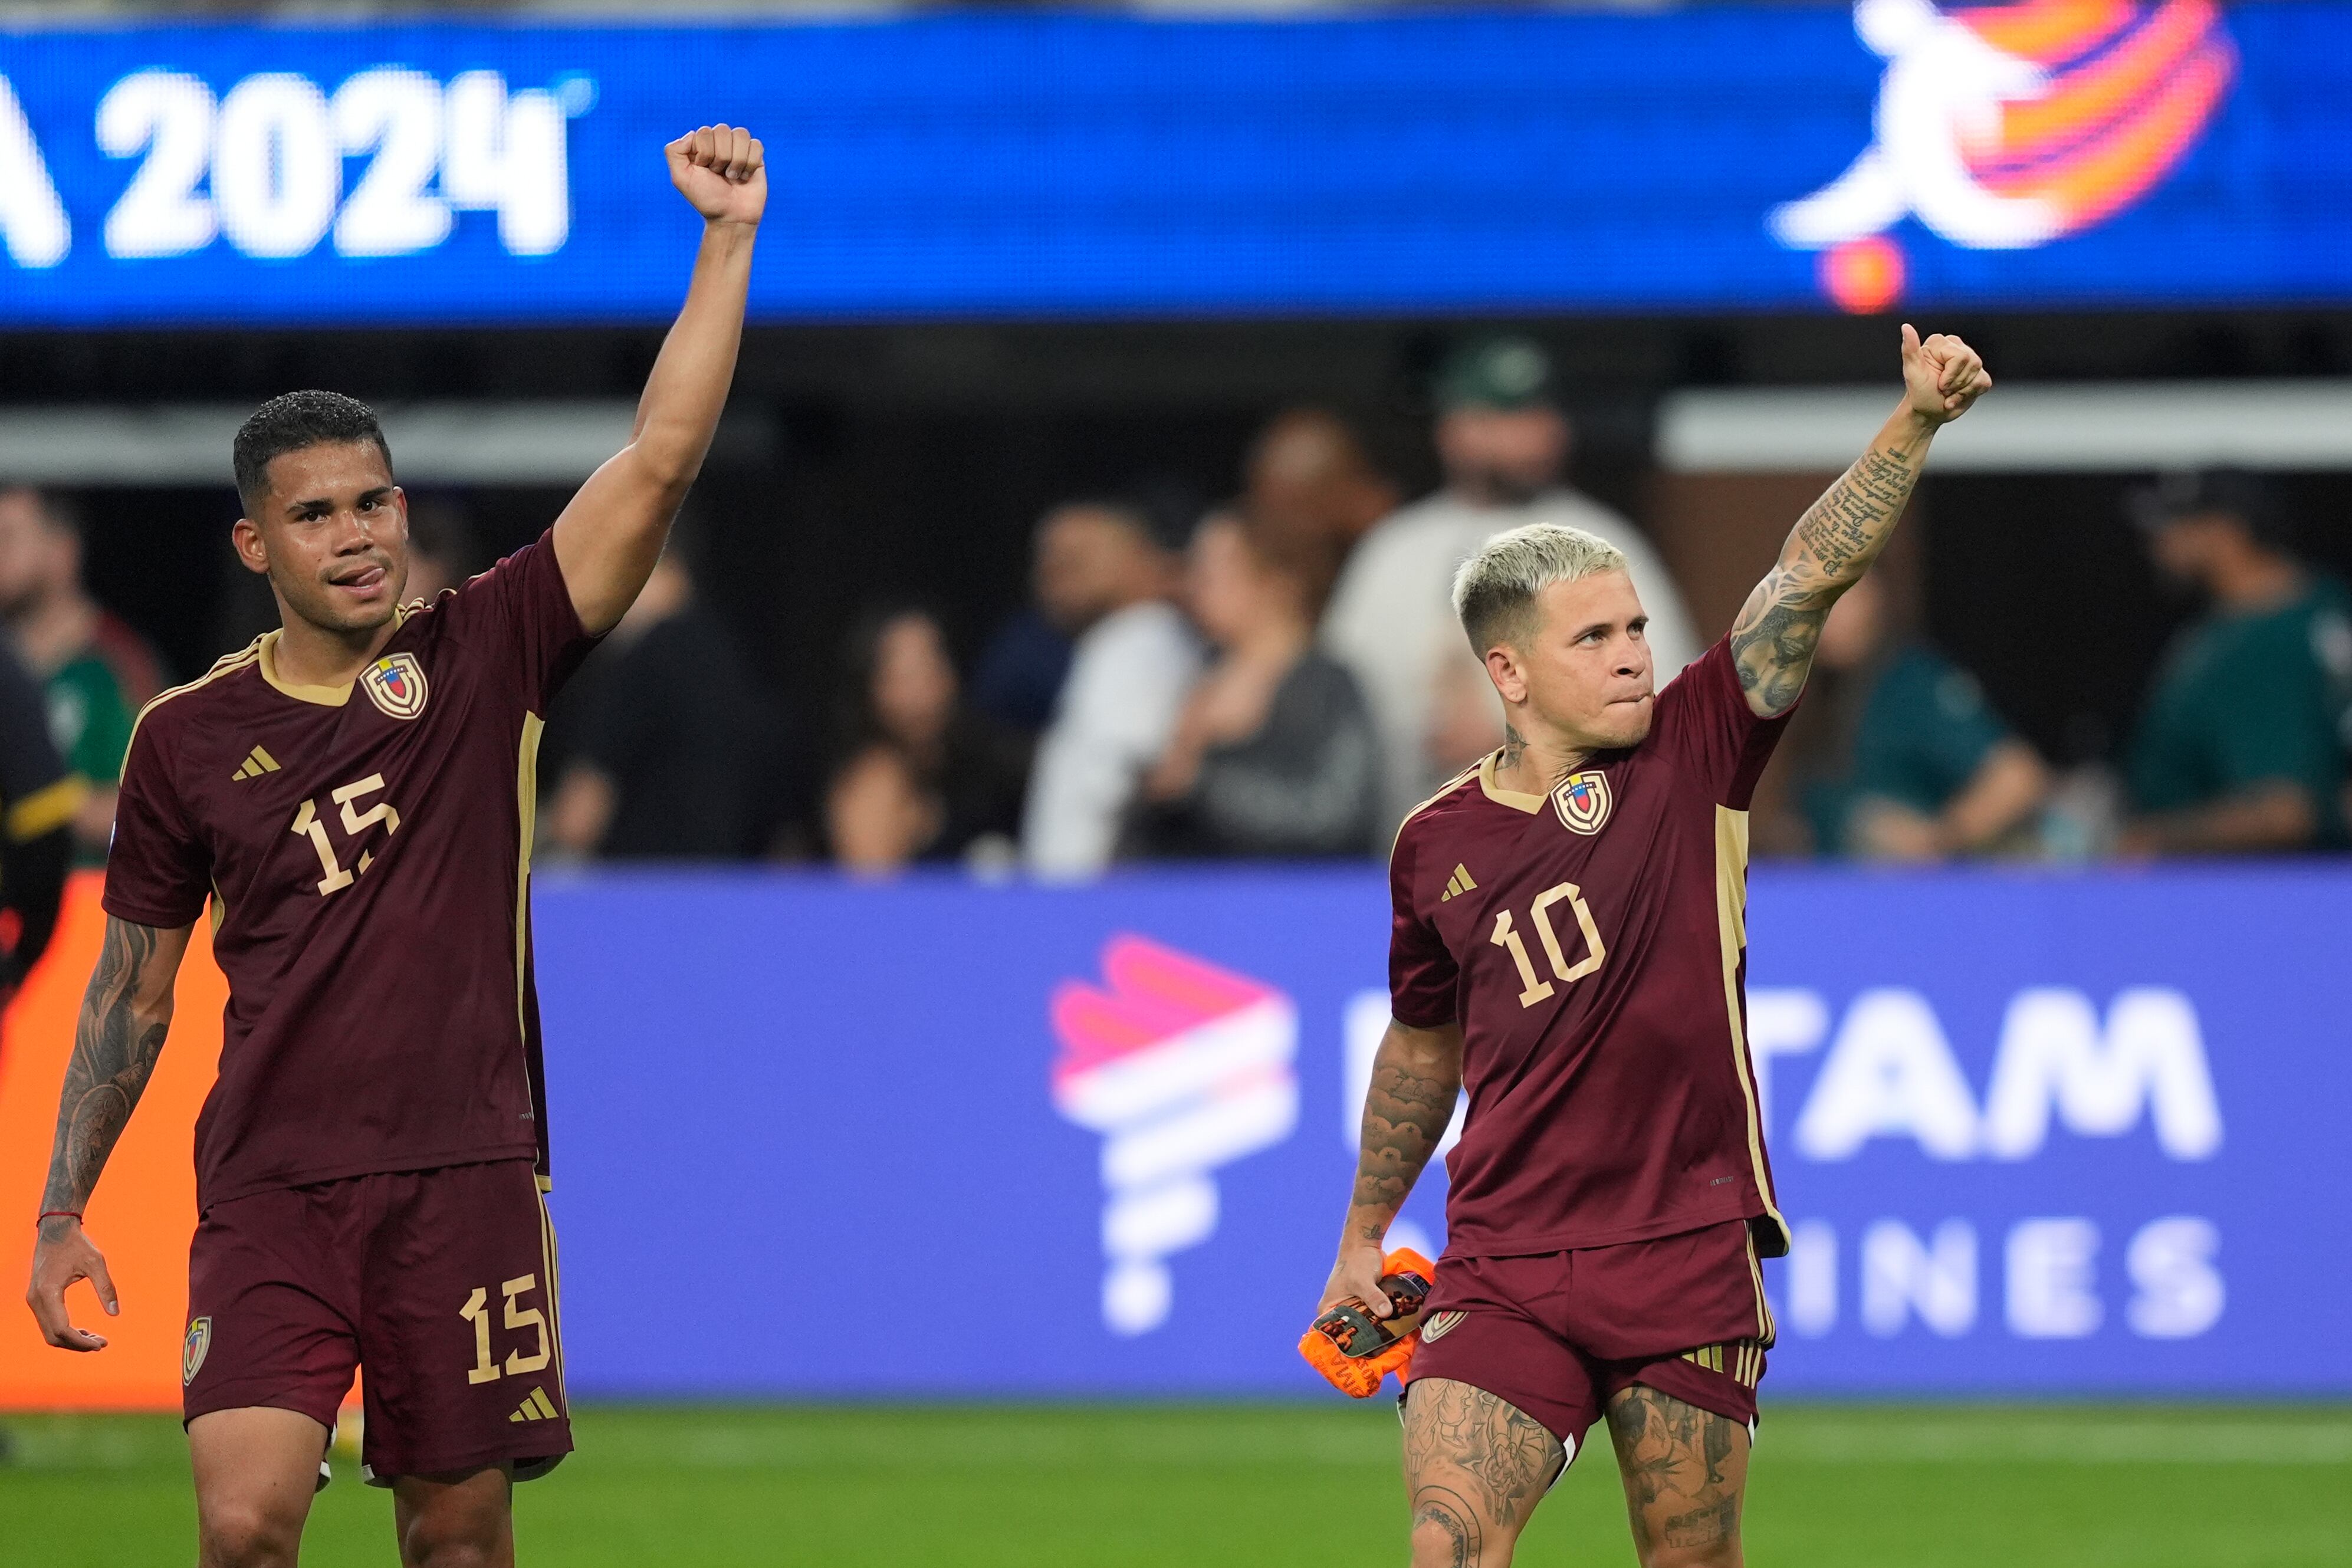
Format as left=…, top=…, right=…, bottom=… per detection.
left=234, top=442, right=409, bottom=636
left=1487, top=570, right=1656, bottom=752
left=2147, top=512, right=2238, bottom=589
left=1437, top=406, right=1569, bottom=507
left=0, top=488, right=65, bottom=617
left=1814, top=571, right=1887, bottom=673
left=1034, top=508, right=1151, bottom=634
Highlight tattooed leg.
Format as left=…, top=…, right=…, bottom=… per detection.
left=1604, top=1385, right=1750, bottom=1568
left=1401, top=1378, right=1565, bottom=1568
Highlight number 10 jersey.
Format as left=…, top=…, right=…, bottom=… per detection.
left=1387, top=639, right=1798, bottom=1262
left=105, top=533, right=597, bottom=1213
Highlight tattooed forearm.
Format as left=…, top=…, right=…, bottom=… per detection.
left=37, top=918, right=185, bottom=1237
left=1728, top=415, right=1933, bottom=718
left=1346, top=1021, right=1463, bottom=1236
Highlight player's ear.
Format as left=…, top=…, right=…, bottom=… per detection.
left=230, top=515, right=271, bottom=577
left=1484, top=643, right=1529, bottom=706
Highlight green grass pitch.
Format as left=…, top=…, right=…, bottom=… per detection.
left=2, top=1402, right=2347, bottom=1565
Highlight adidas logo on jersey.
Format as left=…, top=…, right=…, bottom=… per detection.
left=1440, top=864, right=1478, bottom=902
left=508, top=1386, right=561, bottom=1424
left=231, top=745, right=281, bottom=782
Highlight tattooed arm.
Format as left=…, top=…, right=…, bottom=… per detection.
left=1728, top=325, right=1993, bottom=718
left=24, top=915, right=192, bottom=1352
left=1319, top=1017, right=1463, bottom=1317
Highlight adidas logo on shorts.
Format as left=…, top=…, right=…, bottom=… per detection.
left=508, top=1386, right=561, bottom=1423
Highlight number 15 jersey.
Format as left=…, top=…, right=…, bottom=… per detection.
left=105, top=533, right=597, bottom=1214
left=1388, top=639, right=1797, bottom=1262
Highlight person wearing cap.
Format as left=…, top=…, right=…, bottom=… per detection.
left=1020, top=497, right=1203, bottom=876
left=1323, top=336, right=1701, bottom=841
left=2120, top=470, right=2352, bottom=856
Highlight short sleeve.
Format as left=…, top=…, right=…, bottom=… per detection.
left=1650, top=638, right=1798, bottom=808
left=1387, top=825, right=1459, bottom=1028
left=102, top=721, right=209, bottom=929
left=1857, top=652, right=2008, bottom=803
left=2209, top=675, right=2337, bottom=797
left=444, top=531, right=600, bottom=714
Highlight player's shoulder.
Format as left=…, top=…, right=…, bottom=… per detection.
left=1389, top=757, right=1492, bottom=864
left=127, top=638, right=267, bottom=748
left=1646, top=637, right=1745, bottom=735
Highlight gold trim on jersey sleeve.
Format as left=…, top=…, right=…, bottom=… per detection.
left=1388, top=760, right=1484, bottom=863
left=1478, top=750, right=1546, bottom=814
left=124, top=641, right=264, bottom=758
left=1714, top=804, right=1791, bottom=1256
left=5, top=775, right=87, bottom=842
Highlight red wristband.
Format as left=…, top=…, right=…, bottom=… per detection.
left=36, top=1210, right=81, bottom=1225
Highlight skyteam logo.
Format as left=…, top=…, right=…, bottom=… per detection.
left=1050, top=936, right=1298, bottom=1336
left=1772, top=0, right=2236, bottom=311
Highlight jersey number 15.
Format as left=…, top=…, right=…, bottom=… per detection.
left=290, top=773, right=402, bottom=896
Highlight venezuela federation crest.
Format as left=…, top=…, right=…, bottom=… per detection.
left=360, top=652, right=428, bottom=721
left=1552, top=770, right=1612, bottom=836
left=183, top=1316, right=212, bottom=1385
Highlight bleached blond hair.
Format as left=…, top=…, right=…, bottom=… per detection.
left=1451, top=522, right=1630, bottom=655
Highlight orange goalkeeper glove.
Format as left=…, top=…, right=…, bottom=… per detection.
left=1299, top=1248, right=1437, bottom=1398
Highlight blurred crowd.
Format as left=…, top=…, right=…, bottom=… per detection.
left=4, top=338, right=2352, bottom=905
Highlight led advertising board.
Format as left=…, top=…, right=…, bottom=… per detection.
left=528, top=864, right=2351, bottom=1399
left=0, top=2, right=2344, bottom=325
left=2, top=864, right=2346, bottom=1409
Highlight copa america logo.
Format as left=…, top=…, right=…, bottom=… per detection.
left=1049, top=936, right=1299, bottom=1336
left=1772, top=0, right=2236, bottom=311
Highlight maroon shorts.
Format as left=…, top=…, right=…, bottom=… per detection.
left=183, top=1158, right=571, bottom=1485
left=1402, top=1219, right=1775, bottom=1460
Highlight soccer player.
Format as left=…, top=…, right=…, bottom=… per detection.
left=22, top=124, right=766, bottom=1566
left=1322, top=326, right=1990, bottom=1567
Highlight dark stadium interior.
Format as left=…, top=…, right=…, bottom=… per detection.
left=34, top=306, right=2352, bottom=793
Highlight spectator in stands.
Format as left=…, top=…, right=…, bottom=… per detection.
left=1021, top=498, right=1200, bottom=877
left=1241, top=407, right=1399, bottom=617
left=1132, top=509, right=1380, bottom=859
left=0, top=486, right=167, bottom=862
left=0, top=638, right=74, bottom=1024
left=1323, top=336, right=1701, bottom=841
left=2119, top=470, right=2352, bottom=856
left=1793, top=571, right=2050, bottom=859
left=824, top=606, right=1025, bottom=873
left=544, top=524, right=795, bottom=860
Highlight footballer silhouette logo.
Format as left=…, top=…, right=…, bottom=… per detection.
left=1553, top=771, right=1612, bottom=836
left=182, top=1316, right=212, bottom=1385
left=1772, top=0, right=2236, bottom=311
left=360, top=652, right=429, bottom=720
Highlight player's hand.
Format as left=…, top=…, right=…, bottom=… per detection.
left=1900, top=324, right=1992, bottom=426
left=666, top=124, right=767, bottom=229
left=25, top=1218, right=118, bottom=1352
left=1319, top=1237, right=1395, bottom=1320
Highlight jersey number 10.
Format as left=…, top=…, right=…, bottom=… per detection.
left=1489, top=882, right=1607, bottom=1008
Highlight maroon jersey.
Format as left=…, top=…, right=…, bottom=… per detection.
left=1389, top=639, right=1795, bottom=1260
left=105, top=532, right=596, bottom=1211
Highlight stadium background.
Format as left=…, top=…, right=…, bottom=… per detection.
left=2, top=2, right=2349, bottom=1563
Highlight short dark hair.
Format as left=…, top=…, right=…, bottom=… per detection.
left=232, top=390, right=393, bottom=513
